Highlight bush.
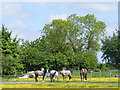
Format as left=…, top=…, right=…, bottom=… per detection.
left=94, top=68, right=100, bottom=72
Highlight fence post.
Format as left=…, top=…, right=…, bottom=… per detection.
left=14, top=71, right=16, bottom=79
left=110, top=71, right=112, bottom=81
left=100, top=70, right=101, bottom=82
left=90, top=72, right=92, bottom=82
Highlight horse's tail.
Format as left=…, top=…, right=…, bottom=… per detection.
left=70, top=70, right=73, bottom=74
left=52, top=71, right=56, bottom=78
left=51, top=71, right=56, bottom=81
left=50, top=71, right=56, bottom=77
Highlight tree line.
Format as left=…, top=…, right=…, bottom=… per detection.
left=1, top=14, right=119, bottom=75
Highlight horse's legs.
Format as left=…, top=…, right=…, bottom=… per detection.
left=83, top=74, right=87, bottom=81
left=42, top=76, right=45, bottom=82
left=83, top=75, right=85, bottom=81
left=42, top=73, right=46, bottom=82
left=57, top=76, right=58, bottom=81
left=62, top=74, right=65, bottom=80
left=50, top=77, right=53, bottom=82
left=68, top=75, right=72, bottom=80
left=35, top=74, right=38, bottom=82
left=50, top=73, right=52, bottom=82
left=85, top=74, right=87, bottom=80
left=80, top=73, right=82, bottom=81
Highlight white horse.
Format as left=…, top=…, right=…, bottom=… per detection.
left=50, top=70, right=59, bottom=82
left=34, top=68, right=48, bottom=82
left=18, top=71, right=35, bottom=79
left=59, top=70, right=72, bottom=80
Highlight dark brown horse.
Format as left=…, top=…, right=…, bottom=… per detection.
left=34, top=68, right=47, bottom=82
left=80, top=68, right=88, bottom=81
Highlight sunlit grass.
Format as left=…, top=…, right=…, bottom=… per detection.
left=1, top=77, right=119, bottom=88
left=8, top=77, right=119, bottom=82
left=1, top=83, right=119, bottom=88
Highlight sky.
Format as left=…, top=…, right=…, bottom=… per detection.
left=1, top=1, right=118, bottom=63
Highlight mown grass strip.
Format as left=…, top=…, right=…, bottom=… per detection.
left=1, top=83, right=119, bottom=88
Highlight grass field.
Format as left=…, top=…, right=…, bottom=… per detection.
left=1, top=71, right=119, bottom=88
left=1, top=82, right=119, bottom=88
left=1, top=77, right=119, bottom=88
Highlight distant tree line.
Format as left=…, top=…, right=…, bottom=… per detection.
left=1, top=14, right=119, bottom=75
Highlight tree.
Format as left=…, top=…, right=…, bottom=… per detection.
left=42, top=19, right=83, bottom=69
left=101, top=30, right=120, bottom=68
left=42, top=14, right=106, bottom=70
left=67, top=14, right=106, bottom=51
left=73, top=50, right=98, bottom=70
left=1, top=25, right=23, bottom=75
left=20, top=37, right=54, bottom=71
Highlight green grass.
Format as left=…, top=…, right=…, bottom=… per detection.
left=72, top=71, right=118, bottom=78
left=1, top=71, right=118, bottom=82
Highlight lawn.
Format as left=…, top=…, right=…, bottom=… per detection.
left=1, top=71, right=119, bottom=88
left=1, top=82, right=119, bottom=88
left=1, top=77, right=119, bottom=88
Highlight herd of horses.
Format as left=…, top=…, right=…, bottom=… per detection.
left=34, top=68, right=88, bottom=82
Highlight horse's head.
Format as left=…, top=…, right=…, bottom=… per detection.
left=41, top=68, right=44, bottom=71
left=81, top=68, right=88, bottom=74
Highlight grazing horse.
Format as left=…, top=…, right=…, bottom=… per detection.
left=80, top=68, right=87, bottom=81
left=50, top=70, right=59, bottom=82
left=34, top=68, right=47, bottom=82
left=59, top=70, right=72, bottom=80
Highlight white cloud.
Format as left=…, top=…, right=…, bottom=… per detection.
left=58, top=3, right=117, bottom=12
left=6, top=20, right=27, bottom=39
left=82, top=3, right=117, bottom=12
left=106, top=25, right=118, bottom=36
left=8, top=20, right=27, bottom=30
left=37, top=2, right=48, bottom=5
left=49, top=14, right=68, bottom=22
left=6, top=20, right=41, bottom=41
left=2, top=3, right=30, bottom=18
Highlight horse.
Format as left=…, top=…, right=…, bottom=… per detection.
left=34, top=68, right=47, bottom=82
left=59, top=70, right=72, bottom=80
left=80, top=68, right=88, bottom=81
left=18, top=71, right=35, bottom=79
left=50, top=70, right=59, bottom=82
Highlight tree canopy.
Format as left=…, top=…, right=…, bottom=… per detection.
left=2, top=14, right=114, bottom=75
left=101, top=30, right=120, bottom=68
left=41, top=14, right=106, bottom=70
left=1, top=25, right=23, bottom=75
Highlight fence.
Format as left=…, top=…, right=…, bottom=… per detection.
left=88, top=70, right=118, bottom=82
left=1, top=70, right=119, bottom=82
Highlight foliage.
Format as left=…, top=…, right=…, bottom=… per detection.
left=1, top=25, right=23, bottom=75
left=97, top=63, right=110, bottom=71
left=101, top=30, right=120, bottom=68
left=42, top=14, right=106, bottom=70
left=67, top=14, right=106, bottom=51
left=1, top=14, right=108, bottom=74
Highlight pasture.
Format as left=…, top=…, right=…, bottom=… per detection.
left=1, top=71, right=119, bottom=88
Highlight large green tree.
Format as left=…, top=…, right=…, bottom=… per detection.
left=42, top=14, right=106, bottom=70
left=101, top=30, right=120, bottom=68
left=1, top=25, right=23, bottom=75
left=67, top=14, right=106, bottom=51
